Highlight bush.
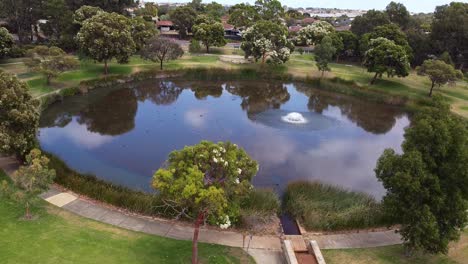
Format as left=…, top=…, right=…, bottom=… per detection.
left=189, top=39, right=202, bottom=54
left=7, top=46, right=26, bottom=58
left=297, top=47, right=304, bottom=55
left=241, top=188, right=280, bottom=216
left=284, top=181, right=389, bottom=231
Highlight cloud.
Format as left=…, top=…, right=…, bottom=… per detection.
left=184, top=108, right=209, bottom=129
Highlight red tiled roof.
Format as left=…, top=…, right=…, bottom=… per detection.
left=289, top=25, right=303, bottom=32
left=301, top=17, right=317, bottom=24
left=223, top=22, right=234, bottom=31
left=157, top=20, right=173, bottom=27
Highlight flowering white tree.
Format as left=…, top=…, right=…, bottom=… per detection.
left=152, top=141, right=258, bottom=264
left=296, top=21, right=335, bottom=46
left=241, top=20, right=294, bottom=64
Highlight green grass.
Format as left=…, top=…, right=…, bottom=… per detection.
left=0, top=170, right=253, bottom=264
left=283, top=181, right=387, bottom=231
left=322, top=230, right=468, bottom=264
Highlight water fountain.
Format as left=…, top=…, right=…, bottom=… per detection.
left=281, top=112, right=308, bottom=124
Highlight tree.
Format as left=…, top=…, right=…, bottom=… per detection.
left=406, top=28, right=432, bottom=66
left=329, top=32, right=344, bottom=61
left=192, top=18, right=226, bottom=53
left=363, top=37, right=410, bottom=84
left=431, top=2, right=468, bottom=70
left=255, top=0, right=284, bottom=21
left=140, top=37, right=184, bottom=70
left=39, top=0, right=75, bottom=44
left=0, top=27, right=14, bottom=59
left=25, top=46, right=79, bottom=84
left=73, top=5, right=104, bottom=25
left=152, top=141, right=258, bottom=264
left=360, top=23, right=413, bottom=59
left=351, top=10, right=390, bottom=36
left=228, top=3, right=260, bottom=28
left=337, top=30, right=359, bottom=59
left=130, top=17, right=158, bottom=51
left=204, top=1, right=225, bottom=20
left=296, top=21, right=335, bottom=46
left=375, top=97, right=468, bottom=255
left=417, top=59, right=463, bottom=96
left=314, top=36, right=336, bottom=78
left=1, top=0, right=43, bottom=43
left=385, top=1, right=410, bottom=29
left=170, top=6, right=197, bottom=39
left=0, top=72, right=40, bottom=159
left=241, top=20, right=294, bottom=64
left=7, top=149, right=56, bottom=219
left=188, top=0, right=204, bottom=12
left=77, top=12, right=136, bottom=75
left=135, top=2, right=158, bottom=17
left=65, top=0, right=135, bottom=14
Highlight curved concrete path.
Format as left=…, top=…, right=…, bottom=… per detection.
left=1, top=156, right=402, bottom=254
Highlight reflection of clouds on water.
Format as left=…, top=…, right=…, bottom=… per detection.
left=40, top=120, right=114, bottom=149
left=184, top=108, right=209, bottom=129
left=248, top=116, right=409, bottom=198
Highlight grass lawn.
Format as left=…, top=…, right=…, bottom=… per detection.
left=0, top=171, right=253, bottom=264
left=322, top=230, right=468, bottom=264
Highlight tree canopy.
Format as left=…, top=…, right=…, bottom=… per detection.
left=192, top=17, right=226, bottom=53
left=241, top=20, right=294, bottom=64
left=315, top=36, right=336, bottom=77
left=375, top=97, right=468, bottom=254
left=296, top=21, right=335, bottom=46
left=77, top=12, right=136, bottom=74
left=170, top=6, right=198, bottom=39
left=385, top=1, right=410, bottom=29
left=255, top=0, right=284, bottom=21
left=0, top=72, right=40, bottom=159
left=417, top=59, right=463, bottom=96
left=351, top=10, right=390, bottom=36
left=0, top=27, right=14, bottom=59
left=363, top=37, right=410, bottom=84
left=152, top=141, right=258, bottom=264
left=228, top=3, right=260, bottom=28
left=141, top=37, right=184, bottom=70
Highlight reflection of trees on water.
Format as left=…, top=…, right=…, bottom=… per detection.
left=226, top=81, right=290, bottom=114
left=297, top=85, right=403, bottom=134
left=190, top=83, right=223, bottom=100
left=77, top=88, right=138, bottom=136
left=134, top=81, right=184, bottom=105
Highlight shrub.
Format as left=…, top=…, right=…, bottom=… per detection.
left=284, top=181, right=389, bottom=231
left=241, top=188, right=280, bottom=216
left=297, top=47, right=304, bottom=55
left=189, top=39, right=202, bottom=53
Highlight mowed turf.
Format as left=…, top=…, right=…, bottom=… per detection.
left=0, top=171, right=253, bottom=264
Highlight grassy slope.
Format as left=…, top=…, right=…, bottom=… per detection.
left=0, top=171, right=253, bottom=264
left=323, top=230, right=468, bottom=264
left=1, top=51, right=467, bottom=116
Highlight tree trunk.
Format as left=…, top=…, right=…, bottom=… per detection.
left=429, top=81, right=435, bottom=97
left=25, top=201, right=31, bottom=220
left=370, top=72, right=379, bottom=85
left=104, top=60, right=108, bottom=75
left=192, top=211, right=205, bottom=264
left=206, top=45, right=210, bottom=53
left=46, top=75, right=51, bottom=85
left=261, top=52, right=266, bottom=64
left=321, top=70, right=325, bottom=79
left=160, top=60, right=164, bottom=70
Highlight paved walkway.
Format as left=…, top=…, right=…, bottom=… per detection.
left=0, top=155, right=402, bottom=254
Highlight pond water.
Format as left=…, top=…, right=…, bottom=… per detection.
left=39, top=79, right=409, bottom=198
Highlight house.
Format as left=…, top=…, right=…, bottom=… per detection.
left=156, top=20, right=174, bottom=32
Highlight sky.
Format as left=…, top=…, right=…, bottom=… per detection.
left=150, top=0, right=468, bottom=13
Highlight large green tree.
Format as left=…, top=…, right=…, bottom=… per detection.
left=255, top=0, right=284, bottom=21
left=431, top=2, right=468, bottom=70
left=170, top=6, right=198, bottom=39
left=77, top=12, right=136, bottom=74
left=241, top=20, right=294, bottom=64
left=130, top=17, right=158, bottom=51
left=192, top=17, right=226, bottom=53
left=25, top=46, right=79, bottom=84
left=314, top=36, right=336, bottom=77
left=0, top=72, right=40, bottom=159
left=385, top=1, right=411, bottom=29
left=351, top=10, right=390, bottom=36
left=0, top=27, right=14, bottom=59
left=360, top=23, right=412, bottom=59
left=73, top=5, right=104, bottom=25
left=336, top=30, right=359, bottom=59
left=65, top=0, right=135, bottom=14
left=204, top=1, right=225, bottom=20
left=375, top=97, right=468, bottom=255
left=140, top=37, right=184, bottom=70
left=228, top=3, right=260, bottom=28
left=363, top=37, right=410, bottom=84
left=152, top=141, right=258, bottom=264
left=417, top=59, right=463, bottom=96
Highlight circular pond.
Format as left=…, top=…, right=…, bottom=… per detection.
left=39, top=78, right=409, bottom=198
